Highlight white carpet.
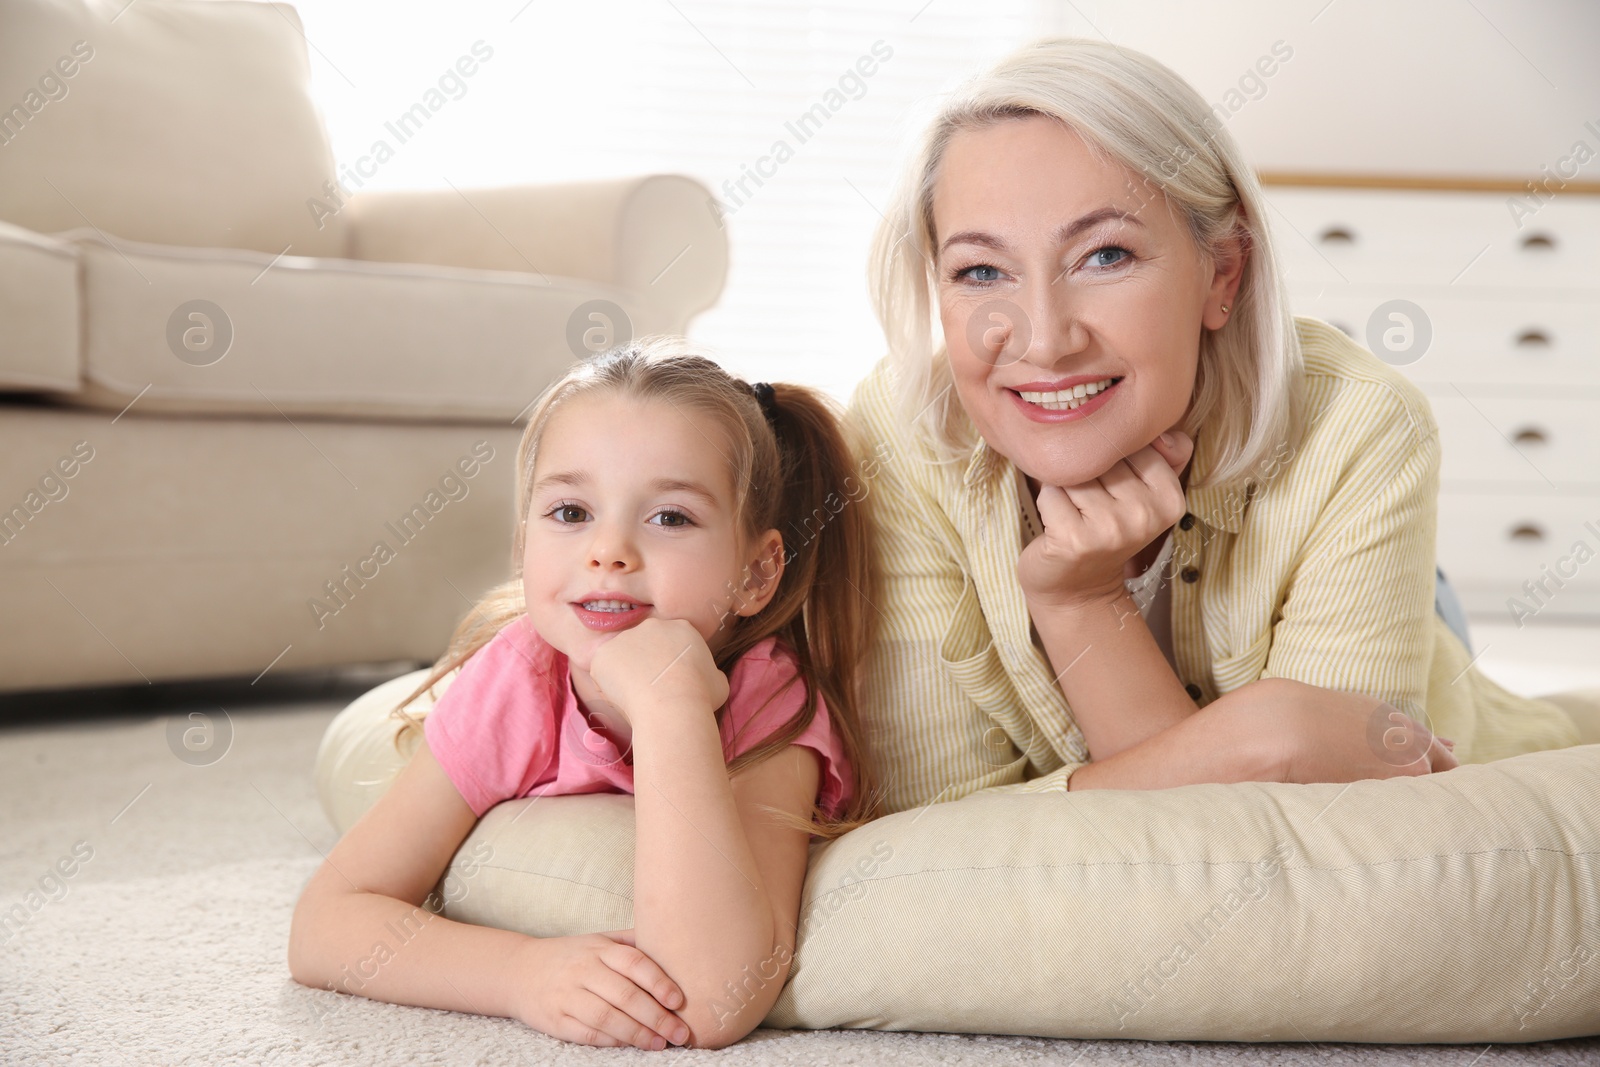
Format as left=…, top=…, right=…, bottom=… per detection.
left=3, top=668, right=1599, bottom=1065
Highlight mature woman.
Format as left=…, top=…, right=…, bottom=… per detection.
left=847, top=36, right=1588, bottom=812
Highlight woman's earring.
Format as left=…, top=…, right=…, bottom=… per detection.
left=1220, top=303, right=1230, bottom=314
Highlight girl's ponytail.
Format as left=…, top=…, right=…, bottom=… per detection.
left=723, top=382, right=888, bottom=839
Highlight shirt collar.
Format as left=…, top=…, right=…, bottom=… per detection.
left=962, top=434, right=1002, bottom=489
left=1180, top=426, right=1252, bottom=534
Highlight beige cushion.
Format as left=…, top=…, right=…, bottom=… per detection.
left=318, top=668, right=1600, bottom=1043
left=0, top=0, right=344, bottom=258
left=0, top=221, right=77, bottom=390
left=54, top=233, right=679, bottom=421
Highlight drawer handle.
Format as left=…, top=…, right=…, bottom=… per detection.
left=1520, top=232, right=1557, bottom=252
left=1318, top=225, right=1356, bottom=245
left=1509, top=523, right=1546, bottom=542
left=1511, top=426, right=1549, bottom=447
left=1515, top=328, right=1551, bottom=348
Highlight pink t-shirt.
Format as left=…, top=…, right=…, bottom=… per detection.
left=423, top=615, right=852, bottom=826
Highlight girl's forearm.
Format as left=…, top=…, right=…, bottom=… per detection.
left=1029, top=588, right=1198, bottom=761
left=628, top=705, right=781, bottom=1042
left=289, top=878, right=535, bottom=1021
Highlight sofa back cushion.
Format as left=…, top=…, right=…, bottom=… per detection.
left=0, top=0, right=345, bottom=257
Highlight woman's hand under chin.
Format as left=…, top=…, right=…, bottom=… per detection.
left=1018, top=429, right=1195, bottom=610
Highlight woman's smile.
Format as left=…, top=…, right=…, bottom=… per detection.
left=1006, top=376, right=1124, bottom=422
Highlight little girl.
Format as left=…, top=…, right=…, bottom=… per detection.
left=288, top=336, right=883, bottom=1050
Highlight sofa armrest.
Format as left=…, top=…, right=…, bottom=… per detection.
left=344, top=174, right=728, bottom=332
left=0, top=220, right=79, bottom=392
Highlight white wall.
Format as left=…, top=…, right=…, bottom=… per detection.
left=1080, top=0, right=1599, bottom=180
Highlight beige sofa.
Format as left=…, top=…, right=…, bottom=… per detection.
left=0, top=0, right=727, bottom=693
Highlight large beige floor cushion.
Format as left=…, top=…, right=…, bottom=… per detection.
left=317, top=668, right=1600, bottom=1044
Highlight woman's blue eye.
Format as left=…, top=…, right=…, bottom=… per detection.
left=961, top=264, right=1002, bottom=283
left=1089, top=245, right=1131, bottom=268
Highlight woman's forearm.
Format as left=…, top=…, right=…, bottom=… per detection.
left=1029, top=588, right=1199, bottom=761
left=288, top=876, right=535, bottom=1020
left=1066, top=685, right=1283, bottom=790
left=628, top=705, right=781, bottom=1046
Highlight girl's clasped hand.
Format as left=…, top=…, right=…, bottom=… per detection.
left=505, top=927, right=691, bottom=1050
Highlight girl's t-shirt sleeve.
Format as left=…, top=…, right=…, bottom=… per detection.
left=422, top=618, right=561, bottom=817
left=719, top=637, right=854, bottom=822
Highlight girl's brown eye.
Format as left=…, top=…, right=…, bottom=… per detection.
left=556, top=505, right=587, bottom=523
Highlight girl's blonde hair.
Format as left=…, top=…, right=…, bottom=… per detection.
left=392, top=335, right=885, bottom=840
left=868, top=35, right=1305, bottom=488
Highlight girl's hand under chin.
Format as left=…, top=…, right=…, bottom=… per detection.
left=588, top=617, right=730, bottom=726
left=1018, top=429, right=1195, bottom=610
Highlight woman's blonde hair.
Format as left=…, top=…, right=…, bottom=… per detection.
left=391, top=335, right=885, bottom=840
left=868, top=35, right=1304, bottom=488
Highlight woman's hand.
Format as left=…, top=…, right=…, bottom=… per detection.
left=509, top=930, right=692, bottom=1050
left=1018, top=430, right=1195, bottom=610
left=1218, top=677, right=1459, bottom=784
left=588, top=617, right=730, bottom=727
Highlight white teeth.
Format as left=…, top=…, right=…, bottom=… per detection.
left=582, top=600, right=637, bottom=612
left=1017, top=378, right=1117, bottom=410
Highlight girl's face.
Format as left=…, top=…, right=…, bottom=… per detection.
left=521, top=391, right=783, bottom=675
left=931, top=114, right=1240, bottom=488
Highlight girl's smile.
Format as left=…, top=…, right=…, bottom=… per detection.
left=571, top=593, right=652, bottom=632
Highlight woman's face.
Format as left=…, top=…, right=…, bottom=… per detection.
left=931, top=114, right=1240, bottom=488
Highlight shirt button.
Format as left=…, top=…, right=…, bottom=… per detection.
left=1185, top=683, right=1203, bottom=699
left=1181, top=567, right=1200, bottom=583
left=1179, top=512, right=1195, bottom=530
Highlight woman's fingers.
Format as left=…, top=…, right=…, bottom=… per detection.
left=1098, top=436, right=1190, bottom=509
left=1034, top=480, right=1090, bottom=530
left=1149, top=429, right=1195, bottom=477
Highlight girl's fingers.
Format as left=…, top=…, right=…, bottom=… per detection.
left=588, top=971, right=690, bottom=1048
left=566, top=993, right=672, bottom=1050
left=603, top=945, right=688, bottom=1014
left=555, top=1021, right=628, bottom=1049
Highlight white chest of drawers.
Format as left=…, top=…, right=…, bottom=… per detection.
left=1259, top=182, right=1600, bottom=622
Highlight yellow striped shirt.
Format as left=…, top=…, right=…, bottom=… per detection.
left=846, top=315, right=1581, bottom=814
